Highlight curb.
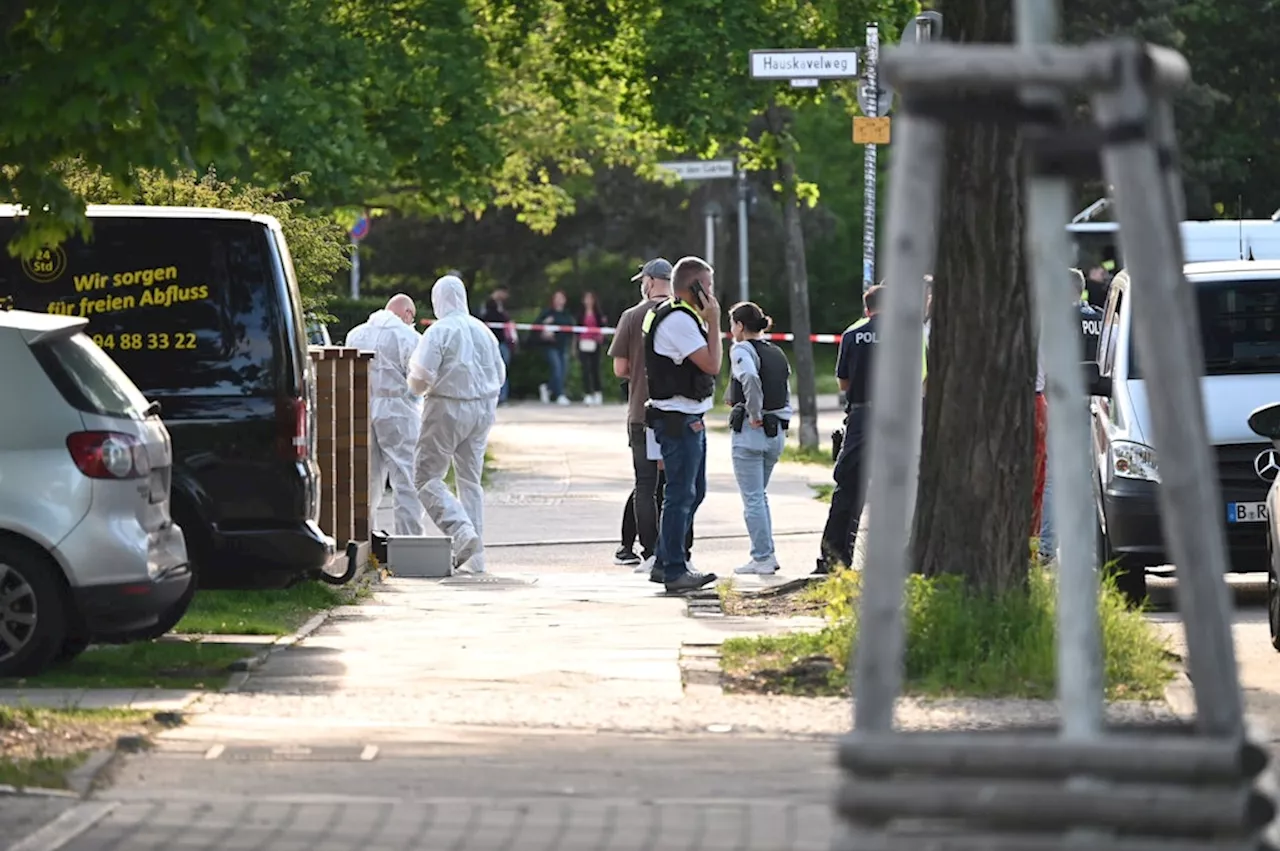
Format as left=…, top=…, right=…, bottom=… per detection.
left=1162, top=669, right=1195, bottom=722
left=685, top=575, right=824, bottom=619
left=679, top=642, right=725, bottom=696
left=223, top=611, right=331, bottom=693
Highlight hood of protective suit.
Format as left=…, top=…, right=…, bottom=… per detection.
left=408, top=276, right=506, bottom=400
left=432, top=276, right=470, bottom=319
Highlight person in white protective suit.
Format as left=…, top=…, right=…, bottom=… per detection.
left=345, top=294, right=426, bottom=536
left=408, top=275, right=506, bottom=573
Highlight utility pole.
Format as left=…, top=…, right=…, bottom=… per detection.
left=737, top=170, right=750, bottom=303
left=862, top=22, right=880, bottom=290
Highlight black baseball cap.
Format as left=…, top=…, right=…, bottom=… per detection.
left=631, top=258, right=673, bottom=282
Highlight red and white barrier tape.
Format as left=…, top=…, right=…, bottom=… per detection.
left=420, top=318, right=845, bottom=344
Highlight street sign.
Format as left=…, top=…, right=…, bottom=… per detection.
left=857, top=80, right=895, bottom=116
left=656, top=159, right=736, bottom=180
left=749, top=49, right=859, bottom=80
left=350, top=215, right=370, bottom=242
left=902, top=10, right=944, bottom=45
left=790, top=78, right=820, bottom=88
left=853, top=117, right=891, bottom=145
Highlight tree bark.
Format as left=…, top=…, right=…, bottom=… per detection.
left=910, top=0, right=1035, bottom=595
left=768, top=110, right=820, bottom=451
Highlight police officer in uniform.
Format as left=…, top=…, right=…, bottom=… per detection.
left=817, top=284, right=885, bottom=574
left=1074, top=267, right=1103, bottom=363
left=642, top=256, right=721, bottom=593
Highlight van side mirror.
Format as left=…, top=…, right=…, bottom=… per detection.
left=1083, top=361, right=1111, bottom=398
left=1247, top=403, right=1280, bottom=440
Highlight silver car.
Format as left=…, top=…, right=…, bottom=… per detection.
left=0, top=309, right=191, bottom=678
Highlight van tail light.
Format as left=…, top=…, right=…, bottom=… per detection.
left=278, top=396, right=309, bottom=461
left=67, top=432, right=149, bottom=480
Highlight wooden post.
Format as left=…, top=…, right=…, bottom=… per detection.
left=352, top=351, right=374, bottom=541
left=334, top=349, right=356, bottom=546
left=311, top=348, right=337, bottom=542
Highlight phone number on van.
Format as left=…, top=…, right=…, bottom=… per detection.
left=91, top=332, right=197, bottom=351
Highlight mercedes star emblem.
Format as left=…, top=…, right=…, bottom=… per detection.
left=1255, top=449, right=1280, bottom=482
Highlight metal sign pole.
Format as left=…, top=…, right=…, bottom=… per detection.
left=738, top=171, right=750, bottom=303
left=862, top=23, right=880, bottom=291
left=350, top=238, right=360, bottom=299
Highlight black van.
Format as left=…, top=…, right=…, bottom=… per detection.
left=0, top=206, right=334, bottom=608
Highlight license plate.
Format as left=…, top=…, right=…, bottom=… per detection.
left=1227, top=501, right=1268, bottom=523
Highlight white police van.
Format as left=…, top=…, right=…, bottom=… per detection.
left=1087, top=260, right=1280, bottom=605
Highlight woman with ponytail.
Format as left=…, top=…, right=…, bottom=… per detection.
left=725, top=302, right=793, bottom=574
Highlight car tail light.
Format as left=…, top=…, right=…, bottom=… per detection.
left=67, top=432, right=148, bottom=480
left=278, top=396, right=309, bottom=461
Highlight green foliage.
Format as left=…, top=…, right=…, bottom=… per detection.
left=1, top=0, right=251, bottom=256
left=723, top=566, right=1174, bottom=700
left=175, top=582, right=360, bottom=636
left=58, top=162, right=348, bottom=309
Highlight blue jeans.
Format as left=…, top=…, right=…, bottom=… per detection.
left=545, top=347, right=567, bottom=398
left=731, top=427, right=785, bottom=561
left=654, top=413, right=707, bottom=581
left=1039, top=446, right=1056, bottom=559
left=498, top=342, right=512, bottom=403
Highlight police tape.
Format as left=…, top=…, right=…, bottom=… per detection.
left=419, top=318, right=845, bottom=344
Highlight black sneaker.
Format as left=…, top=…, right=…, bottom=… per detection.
left=614, top=547, right=641, bottom=567
left=665, top=571, right=718, bottom=593
left=813, top=558, right=832, bottom=575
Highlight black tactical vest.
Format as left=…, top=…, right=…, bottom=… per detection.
left=642, top=299, right=716, bottom=402
left=728, top=339, right=791, bottom=411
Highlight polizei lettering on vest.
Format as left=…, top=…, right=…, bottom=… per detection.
left=855, top=331, right=879, bottom=344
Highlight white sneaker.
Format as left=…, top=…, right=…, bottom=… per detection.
left=735, top=557, right=780, bottom=575
left=636, top=555, right=655, bottom=574
left=538, top=384, right=550, bottom=404
left=593, top=392, right=603, bottom=405
left=556, top=395, right=571, bottom=406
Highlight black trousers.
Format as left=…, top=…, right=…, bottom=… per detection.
left=821, top=405, right=870, bottom=568
left=579, top=349, right=602, bottom=395
left=622, top=422, right=693, bottom=559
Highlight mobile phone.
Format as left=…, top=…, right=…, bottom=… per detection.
left=689, top=279, right=707, bottom=309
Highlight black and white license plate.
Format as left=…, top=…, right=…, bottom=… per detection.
left=1227, top=501, right=1268, bottom=523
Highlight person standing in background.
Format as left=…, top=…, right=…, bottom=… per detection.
left=642, top=256, right=721, bottom=593
left=817, top=285, right=884, bottom=574
left=480, top=287, right=516, bottom=405
left=725, top=302, right=792, bottom=575
left=577, top=292, right=607, bottom=406
left=535, top=291, right=575, bottom=405
left=408, top=275, right=506, bottom=573
left=609, top=259, right=694, bottom=571
left=344, top=293, right=425, bottom=537
left=1038, top=268, right=1103, bottom=560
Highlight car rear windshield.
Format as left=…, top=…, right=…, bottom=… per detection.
left=1129, top=277, right=1280, bottom=377
left=32, top=332, right=152, bottom=419
left=0, top=217, right=286, bottom=396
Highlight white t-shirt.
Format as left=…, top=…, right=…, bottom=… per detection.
left=651, top=310, right=715, bottom=414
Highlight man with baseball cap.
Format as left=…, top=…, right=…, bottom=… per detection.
left=609, top=257, right=695, bottom=573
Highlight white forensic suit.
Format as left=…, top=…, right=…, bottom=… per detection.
left=346, top=310, right=426, bottom=536
left=408, top=276, right=506, bottom=572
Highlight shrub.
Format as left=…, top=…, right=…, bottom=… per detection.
left=797, top=564, right=1173, bottom=700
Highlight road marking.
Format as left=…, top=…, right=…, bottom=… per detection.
left=204, top=744, right=225, bottom=760
left=360, top=745, right=379, bottom=761
left=9, top=801, right=118, bottom=851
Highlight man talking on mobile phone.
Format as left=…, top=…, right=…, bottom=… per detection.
left=640, top=256, right=722, bottom=593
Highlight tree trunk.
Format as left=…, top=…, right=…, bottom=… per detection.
left=910, top=0, right=1035, bottom=595
left=769, top=113, right=819, bottom=451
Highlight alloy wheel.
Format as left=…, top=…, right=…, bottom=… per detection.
left=0, top=562, right=37, bottom=663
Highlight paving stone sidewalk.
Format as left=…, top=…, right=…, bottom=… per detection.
left=34, top=797, right=835, bottom=851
